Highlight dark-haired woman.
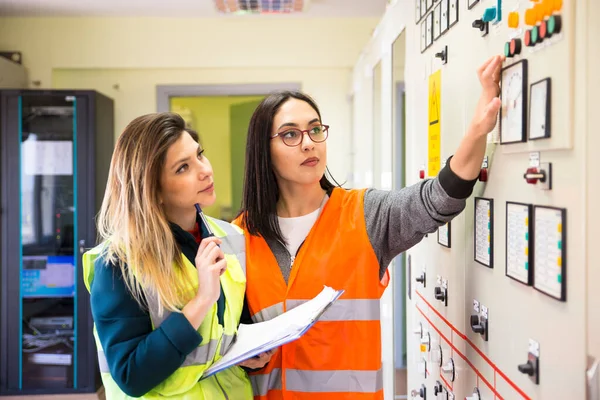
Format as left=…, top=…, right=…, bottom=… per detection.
left=234, top=55, right=504, bottom=400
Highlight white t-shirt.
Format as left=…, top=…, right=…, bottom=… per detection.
left=277, top=196, right=329, bottom=260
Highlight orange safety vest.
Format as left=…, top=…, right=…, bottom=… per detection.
left=234, top=188, right=390, bottom=400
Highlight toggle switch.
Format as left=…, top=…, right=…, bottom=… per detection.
left=466, top=387, right=481, bottom=400
left=472, top=19, right=489, bottom=36
left=518, top=361, right=535, bottom=375
left=519, top=339, right=540, bottom=384
left=479, top=167, right=488, bottom=181
left=416, top=271, right=426, bottom=287
left=410, top=384, right=426, bottom=399
left=523, top=162, right=552, bottom=190
left=435, top=45, right=448, bottom=65
left=479, top=156, right=489, bottom=182
left=434, top=286, right=448, bottom=306
left=470, top=314, right=489, bottom=341
left=414, top=322, right=423, bottom=337
left=442, top=358, right=456, bottom=382
left=433, top=381, right=443, bottom=396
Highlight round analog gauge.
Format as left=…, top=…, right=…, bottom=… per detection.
left=500, top=60, right=528, bottom=144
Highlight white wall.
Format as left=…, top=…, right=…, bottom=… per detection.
left=352, top=0, right=594, bottom=398
left=0, top=16, right=380, bottom=180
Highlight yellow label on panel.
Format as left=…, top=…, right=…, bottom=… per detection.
left=420, top=344, right=427, bottom=352
left=428, top=70, right=442, bottom=177
left=557, top=256, right=562, bottom=266
left=525, top=217, right=529, bottom=225
left=525, top=248, right=528, bottom=256
left=557, top=223, right=562, bottom=233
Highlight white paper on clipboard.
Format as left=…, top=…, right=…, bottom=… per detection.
left=203, top=286, right=344, bottom=378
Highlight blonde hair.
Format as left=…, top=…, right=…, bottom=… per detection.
left=96, top=112, right=198, bottom=315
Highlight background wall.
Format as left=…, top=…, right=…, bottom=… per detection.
left=0, top=16, right=380, bottom=181
left=169, top=95, right=263, bottom=220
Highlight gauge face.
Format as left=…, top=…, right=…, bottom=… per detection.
left=500, top=59, right=528, bottom=144
left=421, top=20, right=427, bottom=52
left=416, top=0, right=421, bottom=23
left=441, top=0, right=449, bottom=33
left=529, top=78, right=551, bottom=140
left=426, top=12, right=433, bottom=47
left=433, top=3, right=441, bottom=39
left=449, top=0, right=459, bottom=27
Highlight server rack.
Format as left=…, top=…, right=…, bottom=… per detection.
left=0, top=90, right=114, bottom=395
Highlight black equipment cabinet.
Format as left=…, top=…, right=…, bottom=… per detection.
left=0, top=90, right=114, bottom=395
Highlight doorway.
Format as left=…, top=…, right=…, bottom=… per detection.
left=391, top=30, right=407, bottom=399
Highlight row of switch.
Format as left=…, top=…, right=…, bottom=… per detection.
left=505, top=14, right=562, bottom=57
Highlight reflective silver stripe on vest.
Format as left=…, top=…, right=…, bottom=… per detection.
left=285, top=299, right=380, bottom=321
left=96, top=336, right=235, bottom=372
left=219, top=334, right=236, bottom=356
left=145, top=294, right=219, bottom=366
left=182, top=339, right=220, bottom=367
left=285, top=369, right=383, bottom=393
left=210, top=219, right=246, bottom=275
left=251, top=368, right=282, bottom=396
left=251, top=302, right=284, bottom=323
left=97, top=350, right=110, bottom=373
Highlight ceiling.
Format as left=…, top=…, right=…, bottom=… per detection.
left=0, top=0, right=388, bottom=17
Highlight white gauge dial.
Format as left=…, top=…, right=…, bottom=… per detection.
left=500, top=60, right=527, bottom=144
left=529, top=78, right=551, bottom=140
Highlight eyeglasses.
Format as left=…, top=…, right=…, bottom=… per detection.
left=270, top=124, right=329, bottom=147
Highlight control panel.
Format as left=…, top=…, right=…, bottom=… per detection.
left=351, top=0, right=589, bottom=398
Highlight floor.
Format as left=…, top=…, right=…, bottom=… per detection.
left=2, top=387, right=104, bottom=400
left=395, top=367, right=408, bottom=398
left=3, top=372, right=406, bottom=399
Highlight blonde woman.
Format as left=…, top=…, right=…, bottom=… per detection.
left=82, top=112, right=271, bottom=399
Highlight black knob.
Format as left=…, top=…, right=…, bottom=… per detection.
left=416, top=273, right=426, bottom=284
left=419, top=384, right=426, bottom=398
left=472, top=19, right=486, bottom=31
left=518, top=360, right=535, bottom=376
left=434, top=287, right=446, bottom=301
left=470, top=315, right=484, bottom=333
left=435, top=48, right=447, bottom=62
left=434, top=381, right=443, bottom=395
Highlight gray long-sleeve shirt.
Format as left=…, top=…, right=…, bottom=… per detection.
left=267, top=158, right=478, bottom=282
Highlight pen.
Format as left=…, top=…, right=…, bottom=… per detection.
left=195, top=203, right=215, bottom=238
left=195, top=203, right=225, bottom=272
